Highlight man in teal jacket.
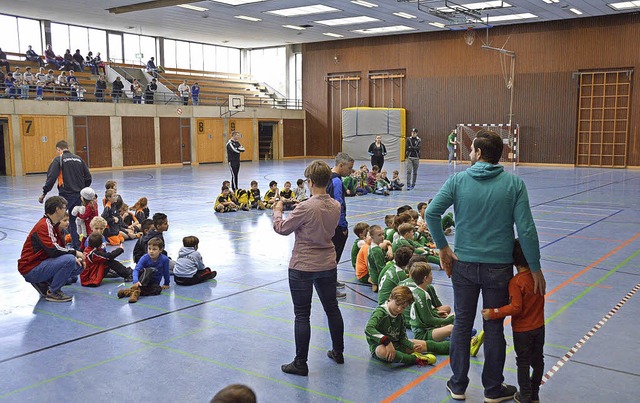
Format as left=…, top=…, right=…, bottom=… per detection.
left=425, top=130, right=546, bottom=402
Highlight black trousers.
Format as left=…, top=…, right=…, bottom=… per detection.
left=228, top=160, right=240, bottom=190
left=513, top=326, right=545, bottom=400
left=331, top=226, right=348, bottom=265
left=371, top=155, right=384, bottom=170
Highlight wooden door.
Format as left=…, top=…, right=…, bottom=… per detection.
left=122, top=117, right=155, bottom=166
left=196, top=118, right=224, bottom=163
left=576, top=70, right=632, bottom=167
left=21, top=116, right=67, bottom=174
left=229, top=119, right=254, bottom=161
left=160, top=117, right=182, bottom=164
left=73, top=117, right=89, bottom=165
left=86, top=116, right=112, bottom=168
left=180, top=118, right=191, bottom=163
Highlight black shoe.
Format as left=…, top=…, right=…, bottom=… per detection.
left=484, top=383, right=517, bottom=403
left=31, top=282, right=49, bottom=297
left=327, top=350, right=344, bottom=364
left=281, top=360, right=308, bottom=376
left=336, top=280, right=345, bottom=289
left=104, top=269, right=119, bottom=278
left=446, top=380, right=466, bottom=400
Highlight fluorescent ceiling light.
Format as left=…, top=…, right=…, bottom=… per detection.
left=351, top=0, right=377, bottom=8
left=282, top=25, right=306, bottom=30
left=352, top=25, right=416, bottom=34
left=437, top=1, right=511, bottom=12
left=543, top=0, right=560, bottom=3
left=487, top=13, right=537, bottom=22
left=268, top=4, right=339, bottom=17
left=569, top=8, right=583, bottom=15
left=393, top=12, right=417, bottom=19
left=608, top=1, right=640, bottom=10
left=429, top=22, right=446, bottom=28
left=315, top=16, right=379, bottom=26
left=323, top=32, right=345, bottom=38
left=176, top=4, right=208, bottom=12
left=235, top=15, right=262, bottom=22
left=210, top=0, right=266, bottom=5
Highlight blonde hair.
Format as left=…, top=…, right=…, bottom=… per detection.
left=90, top=216, right=107, bottom=229
left=131, top=197, right=148, bottom=211
left=398, top=223, right=415, bottom=236
left=389, top=285, right=414, bottom=306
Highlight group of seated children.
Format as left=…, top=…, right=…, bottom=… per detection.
left=343, top=164, right=405, bottom=197
left=214, top=179, right=309, bottom=213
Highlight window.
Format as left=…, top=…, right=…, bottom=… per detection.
left=216, top=47, right=230, bottom=73
left=228, top=48, right=241, bottom=73
left=250, top=47, right=286, bottom=95
left=50, top=23, right=69, bottom=53
left=69, top=26, right=89, bottom=56
left=164, top=39, right=176, bottom=68
left=203, top=45, right=216, bottom=71
left=123, top=33, right=142, bottom=63
left=176, top=40, right=190, bottom=69
left=18, top=18, right=42, bottom=54
left=0, top=15, right=18, bottom=53
left=140, top=35, right=156, bottom=62
left=190, top=42, right=203, bottom=71
left=88, top=29, right=107, bottom=56
left=108, top=33, right=123, bottom=63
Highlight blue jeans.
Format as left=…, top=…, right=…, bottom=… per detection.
left=448, top=145, right=455, bottom=163
left=63, top=193, right=81, bottom=249
left=288, top=268, right=344, bottom=364
left=23, top=254, right=83, bottom=293
left=449, top=260, right=513, bottom=397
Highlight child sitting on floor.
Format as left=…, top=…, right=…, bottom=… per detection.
left=293, top=178, right=309, bottom=202
left=377, top=245, right=414, bottom=305
left=174, top=236, right=217, bottom=286
left=351, top=222, right=370, bottom=270
left=279, top=181, right=297, bottom=210
left=248, top=180, right=266, bottom=210
left=390, top=170, right=405, bottom=191
left=215, top=186, right=238, bottom=212
left=365, top=285, right=436, bottom=367
left=81, top=232, right=132, bottom=286
left=263, top=180, right=279, bottom=209
left=130, top=197, right=150, bottom=223
left=118, top=238, right=170, bottom=303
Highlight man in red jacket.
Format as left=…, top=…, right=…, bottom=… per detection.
left=18, top=196, right=85, bottom=302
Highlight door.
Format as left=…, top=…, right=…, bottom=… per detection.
left=73, top=116, right=112, bottom=168
left=21, top=116, right=67, bottom=174
left=576, top=69, right=632, bottom=167
left=180, top=118, right=191, bottom=164
left=258, top=121, right=278, bottom=160
left=196, top=118, right=224, bottom=163
left=0, top=118, right=8, bottom=175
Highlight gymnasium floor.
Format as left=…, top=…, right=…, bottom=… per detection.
left=0, top=159, right=638, bottom=402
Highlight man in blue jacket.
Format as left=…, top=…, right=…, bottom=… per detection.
left=425, top=130, right=545, bottom=402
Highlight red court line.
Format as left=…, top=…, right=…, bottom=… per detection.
left=381, top=232, right=640, bottom=402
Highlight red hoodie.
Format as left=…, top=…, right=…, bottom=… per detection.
left=18, top=215, right=76, bottom=275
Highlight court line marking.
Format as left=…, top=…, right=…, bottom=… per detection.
left=381, top=232, right=640, bottom=402
left=542, top=281, right=640, bottom=384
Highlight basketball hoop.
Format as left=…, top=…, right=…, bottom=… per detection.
left=464, top=28, right=476, bottom=46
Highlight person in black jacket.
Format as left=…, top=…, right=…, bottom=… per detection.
left=94, top=75, right=107, bottom=102
left=39, top=140, right=92, bottom=249
left=144, top=78, right=157, bottom=104
left=367, top=135, right=388, bottom=170
left=405, top=128, right=422, bottom=190
left=111, top=76, right=124, bottom=103
left=0, top=48, right=11, bottom=73
left=72, top=49, right=85, bottom=71
left=226, top=131, right=245, bottom=191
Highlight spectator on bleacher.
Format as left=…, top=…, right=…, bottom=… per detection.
left=72, top=82, right=87, bottom=101
left=35, top=80, right=44, bottom=101
left=4, top=73, right=15, bottom=98
left=0, top=48, right=10, bottom=73
left=63, top=49, right=80, bottom=72
left=112, top=76, right=124, bottom=103
left=57, top=71, right=68, bottom=88
left=131, top=79, right=143, bottom=104
left=13, top=68, right=23, bottom=98
left=85, top=52, right=97, bottom=75
left=20, top=77, right=30, bottom=99
left=23, top=67, right=34, bottom=97
left=0, top=70, right=5, bottom=95
left=25, top=45, right=44, bottom=67
left=45, top=69, right=56, bottom=88
left=73, top=49, right=85, bottom=72
left=145, top=78, right=157, bottom=104
left=67, top=70, right=78, bottom=85
left=94, top=52, right=105, bottom=75
left=94, top=75, right=107, bottom=102
left=24, top=66, right=34, bottom=85
left=146, top=57, right=158, bottom=78
left=191, top=82, right=200, bottom=106
left=35, top=67, right=46, bottom=83
left=45, top=45, right=63, bottom=70
left=178, top=80, right=190, bottom=105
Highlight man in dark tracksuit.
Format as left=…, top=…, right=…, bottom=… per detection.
left=39, top=140, right=92, bottom=249
left=226, top=131, right=245, bottom=191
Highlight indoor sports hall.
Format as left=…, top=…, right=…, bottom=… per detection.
left=1, top=1, right=640, bottom=402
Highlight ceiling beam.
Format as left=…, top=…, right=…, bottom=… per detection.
left=107, top=0, right=202, bottom=14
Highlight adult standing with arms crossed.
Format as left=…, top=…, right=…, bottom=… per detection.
left=327, top=152, right=354, bottom=299
left=39, top=140, right=92, bottom=250
left=273, top=160, right=345, bottom=376
left=226, top=131, right=245, bottom=191
left=406, top=128, right=421, bottom=190
left=447, top=129, right=460, bottom=164
left=425, top=130, right=545, bottom=402
left=368, top=135, right=387, bottom=170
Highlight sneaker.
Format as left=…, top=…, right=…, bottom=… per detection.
left=336, top=281, right=346, bottom=289
left=327, top=350, right=344, bottom=364
left=484, top=383, right=517, bottom=403
left=336, top=289, right=346, bottom=299
left=514, top=392, right=533, bottom=403
left=412, top=351, right=436, bottom=365
left=203, top=270, right=217, bottom=281
left=281, top=360, right=308, bottom=376
left=31, top=282, right=49, bottom=297
left=470, top=330, right=485, bottom=357
left=45, top=290, right=73, bottom=302
left=446, top=380, right=466, bottom=400
left=105, top=269, right=119, bottom=278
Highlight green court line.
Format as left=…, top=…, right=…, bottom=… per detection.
left=546, top=248, right=640, bottom=323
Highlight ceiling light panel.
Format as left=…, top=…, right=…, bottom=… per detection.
left=487, top=13, right=537, bottom=22
left=569, top=8, right=583, bottom=15
left=323, top=32, right=345, bottom=38
left=352, top=25, right=416, bottom=34
left=351, top=0, right=378, bottom=8
left=268, top=4, right=339, bottom=17
left=429, top=22, right=446, bottom=28
left=393, top=12, right=417, bottom=19
left=437, top=1, right=511, bottom=12
left=282, top=25, right=306, bottom=30
left=210, top=0, right=267, bottom=5
left=235, top=15, right=262, bottom=21
left=608, top=1, right=640, bottom=10
left=176, top=4, right=208, bottom=12
left=315, top=16, right=379, bottom=26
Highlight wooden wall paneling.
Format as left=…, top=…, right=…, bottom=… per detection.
left=196, top=118, right=224, bottom=163
left=73, top=116, right=88, bottom=165
left=160, top=117, right=182, bottom=164
left=181, top=118, right=191, bottom=163
left=122, top=117, right=154, bottom=166
left=302, top=13, right=640, bottom=165
left=21, top=116, right=66, bottom=174
left=229, top=119, right=254, bottom=161
left=86, top=116, right=112, bottom=168
left=283, top=119, right=304, bottom=157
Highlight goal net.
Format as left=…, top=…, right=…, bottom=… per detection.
left=455, top=124, right=519, bottom=166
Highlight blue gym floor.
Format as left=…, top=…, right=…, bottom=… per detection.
left=0, top=160, right=638, bottom=402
